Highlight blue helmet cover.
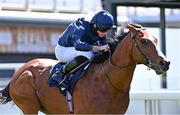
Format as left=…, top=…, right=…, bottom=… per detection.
left=91, top=10, right=114, bottom=28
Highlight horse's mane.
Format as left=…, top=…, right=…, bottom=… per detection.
left=93, top=23, right=142, bottom=63
left=108, top=23, right=143, bottom=53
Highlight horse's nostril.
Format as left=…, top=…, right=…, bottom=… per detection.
left=167, top=61, right=170, bottom=66
left=159, top=60, right=164, bottom=66
left=159, top=60, right=170, bottom=69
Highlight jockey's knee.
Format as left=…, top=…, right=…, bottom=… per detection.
left=74, top=55, right=89, bottom=64
left=76, top=51, right=93, bottom=59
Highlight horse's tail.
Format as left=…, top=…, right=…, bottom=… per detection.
left=0, top=83, right=12, bottom=104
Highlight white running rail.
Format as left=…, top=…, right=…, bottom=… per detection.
left=129, top=90, right=180, bottom=115
left=0, top=63, right=24, bottom=70
left=130, top=90, right=180, bottom=100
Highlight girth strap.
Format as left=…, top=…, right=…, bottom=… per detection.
left=66, top=91, right=74, bottom=114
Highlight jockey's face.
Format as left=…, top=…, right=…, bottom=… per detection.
left=97, top=30, right=106, bottom=37
left=93, top=24, right=108, bottom=37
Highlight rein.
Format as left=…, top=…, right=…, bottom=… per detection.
left=101, top=58, right=134, bottom=93
left=100, top=49, right=136, bottom=93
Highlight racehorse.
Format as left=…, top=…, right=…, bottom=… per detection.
left=0, top=24, right=170, bottom=114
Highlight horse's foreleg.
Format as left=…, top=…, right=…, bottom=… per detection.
left=9, top=70, right=40, bottom=114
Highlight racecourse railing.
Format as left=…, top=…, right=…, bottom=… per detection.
left=129, top=90, right=180, bottom=115
left=0, top=63, right=24, bottom=70
left=0, top=63, right=180, bottom=114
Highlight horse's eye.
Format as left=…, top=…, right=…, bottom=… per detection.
left=140, top=39, right=148, bottom=46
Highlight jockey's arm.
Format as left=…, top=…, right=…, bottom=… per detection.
left=74, top=39, right=92, bottom=51
left=73, top=39, right=109, bottom=52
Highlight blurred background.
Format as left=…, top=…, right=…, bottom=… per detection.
left=0, top=0, right=180, bottom=114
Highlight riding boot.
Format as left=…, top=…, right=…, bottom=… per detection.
left=52, top=56, right=88, bottom=85
left=63, top=55, right=88, bottom=74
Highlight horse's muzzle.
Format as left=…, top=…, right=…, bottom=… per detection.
left=155, top=60, right=170, bottom=75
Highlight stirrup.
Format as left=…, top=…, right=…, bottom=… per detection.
left=0, top=93, right=7, bottom=104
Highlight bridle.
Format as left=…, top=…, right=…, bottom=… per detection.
left=131, top=30, right=154, bottom=69
left=108, top=29, right=153, bottom=69
left=101, top=28, right=154, bottom=92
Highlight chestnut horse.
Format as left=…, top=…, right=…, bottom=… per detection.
left=0, top=24, right=170, bottom=114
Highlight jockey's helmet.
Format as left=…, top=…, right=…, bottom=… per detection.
left=91, top=10, right=115, bottom=32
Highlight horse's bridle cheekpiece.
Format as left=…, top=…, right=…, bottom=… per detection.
left=131, top=29, right=154, bottom=69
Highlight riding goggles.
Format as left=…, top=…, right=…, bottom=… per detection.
left=97, top=26, right=111, bottom=32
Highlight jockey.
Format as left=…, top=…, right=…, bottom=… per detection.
left=52, top=10, right=115, bottom=83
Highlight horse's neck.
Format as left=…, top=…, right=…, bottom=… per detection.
left=112, top=35, right=134, bottom=67
left=103, top=35, right=136, bottom=94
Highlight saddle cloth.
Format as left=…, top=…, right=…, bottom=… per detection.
left=48, top=61, right=91, bottom=96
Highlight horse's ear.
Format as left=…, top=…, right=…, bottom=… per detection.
left=127, top=24, right=137, bottom=38
left=127, top=24, right=139, bottom=31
